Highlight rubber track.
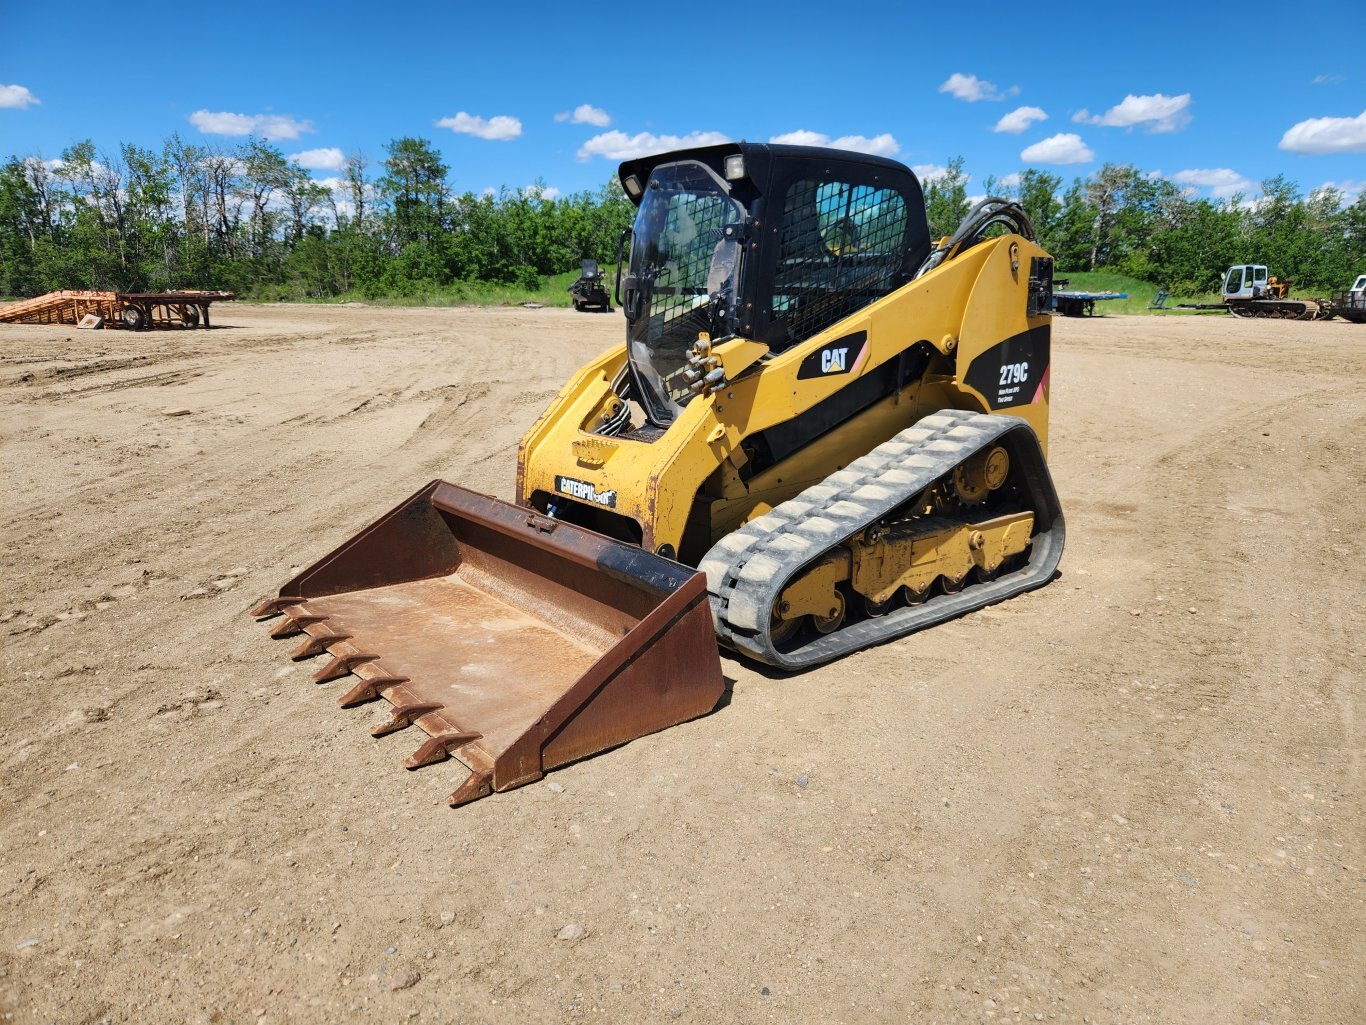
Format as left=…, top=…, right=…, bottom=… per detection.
left=699, top=410, right=1066, bottom=670
left=1228, top=299, right=1326, bottom=321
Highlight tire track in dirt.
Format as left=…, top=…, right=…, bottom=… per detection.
left=2, top=308, right=1361, bottom=1025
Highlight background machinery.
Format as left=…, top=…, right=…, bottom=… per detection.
left=1051, top=279, right=1128, bottom=317
left=568, top=259, right=612, bottom=311
left=1184, top=264, right=1333, bottom=320
left=1329, top=274, right=1366, bottom=323
left=253, top=143, right=1066, bottom=805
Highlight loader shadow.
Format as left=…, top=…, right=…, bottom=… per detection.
left=710, top=673, right=739, bottom=711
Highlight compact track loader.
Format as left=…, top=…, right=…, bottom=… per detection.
left=253, top=143, right=1066, bottom=805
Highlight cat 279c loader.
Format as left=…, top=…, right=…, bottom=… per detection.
left=252, top=143, right=1066, bottom=805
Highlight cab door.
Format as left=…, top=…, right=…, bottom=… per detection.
left=1223, top=266, right=1250, bottom=299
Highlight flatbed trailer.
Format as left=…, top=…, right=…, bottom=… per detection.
left=1175, top=298, right=1332, bottom=320
left=0, top=290, right=235, bottom=329
left=1051, top=289, right=1128, bottom=317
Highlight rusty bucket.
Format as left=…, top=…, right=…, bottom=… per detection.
left=251, top=481, right=725, bottom=805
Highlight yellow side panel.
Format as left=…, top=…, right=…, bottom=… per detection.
left=517, top=233, right=1052, bottom=556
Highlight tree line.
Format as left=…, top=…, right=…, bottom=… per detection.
left=0, top=135, right=634, bottom=300
left=924, top=157, right=1364, bottom=294
left=1, top=135, right=1362, bottom=301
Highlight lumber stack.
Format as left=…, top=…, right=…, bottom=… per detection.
left=0, top=290, right=235, bottom=329
left=0, top=290, right=121, bottom=326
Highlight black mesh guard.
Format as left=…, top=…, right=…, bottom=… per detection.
left=770, top=180, right=909, bottom=348
left=647, top=192, right=735, bottom=405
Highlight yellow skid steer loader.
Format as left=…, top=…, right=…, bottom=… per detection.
left=252, top=142, right=1065, bottom=805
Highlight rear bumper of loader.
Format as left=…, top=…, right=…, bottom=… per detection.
left=252, top=482, right=725, bottom=806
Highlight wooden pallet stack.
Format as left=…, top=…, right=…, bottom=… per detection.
left=0, top=290, right=235, bottom=329
left=0, top=290, right=121, bottom=326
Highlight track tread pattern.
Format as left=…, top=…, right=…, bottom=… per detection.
left=699, top=410, right=1065, bottom=670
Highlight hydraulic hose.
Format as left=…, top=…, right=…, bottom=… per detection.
left=915, top=198, right=1036, bottom=279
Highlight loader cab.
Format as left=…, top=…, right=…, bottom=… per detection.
left=1223, top=264, right=1269, bottom=300
left=617, top=142, right=931, bottom=426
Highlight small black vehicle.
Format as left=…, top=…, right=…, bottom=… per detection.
left=568, top=259, right=612, bottom=312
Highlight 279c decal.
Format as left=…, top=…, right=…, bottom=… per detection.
left=964, top=326, right=1050, bottom=410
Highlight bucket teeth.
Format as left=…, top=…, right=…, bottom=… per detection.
left=250, top=596, right=305, bottom=618
left=290, top=632, right=350, bottom=660
left=405, top=730, right=483, bottom=770
left=336, top=674, right=410, bottom=707
left=270, top=612, right=327, bottom=639
left=370, top=702, right=443, bottom=738
left=312, top=652, right=379, bottom=683
left=448, top=769, right=494, bottom=807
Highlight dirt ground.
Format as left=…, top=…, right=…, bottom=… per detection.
left=1, top=303, right=1362, bottom=1025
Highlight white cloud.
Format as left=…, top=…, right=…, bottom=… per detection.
left=1172, top=168, right=1253, bottom=199
left=1073, top=93, right=1192, bottom=133
left=939, top=73, right=1017, bottom=102
left=44, top=157, right=107, bottom=176
left=1311, top=74, right=1346, bottom=85
left=555, top=104, right=611, bottom=127
left=436, top=111, right=523, bottom=141
left=190, top=110, right=256, bottom=135
left=994, top=106, right=1048, bottom=134
left=1020, top=133, right=1095, bottom=164
left=576, top=130, right=730, bottom=162
left=189, top=109, right=314, bottom=140
left=769, top=130, right=827, bottom=147
left=314, top=175, right=378, bottom=208
left=288, top=147, right=346, bottom=171
left=911, top=164, right=951, bottom=183
left=825, top=133, right=898, bottom=157
left=999, top=172, right=1022, bottom=188
left=482, top=187, right=497, bottom=198
left=1317, top=179, right=1364, bottom=204
left=769, top=130, right=899, bottom=157
left=1279, top=110, right=1366, bottom=154
left=0, top=83, right=40, bottom=109
left=521, top=185, right=562, bottom=200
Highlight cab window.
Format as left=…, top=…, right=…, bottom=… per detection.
left=771, top=179, right=908, bottom=348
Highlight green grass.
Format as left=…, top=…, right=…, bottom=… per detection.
left=362, top=270, right=584, bottom=308
left=256, top=270, right=587, bottom=309
left=1053, top=270, right=1235, bottom=316
left=1054, top=271, right=1167, bottom=315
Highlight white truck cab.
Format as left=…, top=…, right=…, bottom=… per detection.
left=1222, top=264, right=1270, bottom=300
left=1350, top=274, right=1366, bottom=296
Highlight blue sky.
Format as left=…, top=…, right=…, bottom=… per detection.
left=2, top=0, right=1362, bottom=205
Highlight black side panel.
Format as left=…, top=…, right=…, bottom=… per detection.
left=755, top=342, right=934, bottom=467
left=796, top=331, right=868, bottom=380
left=962, top=325, right=1050, bottom=410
